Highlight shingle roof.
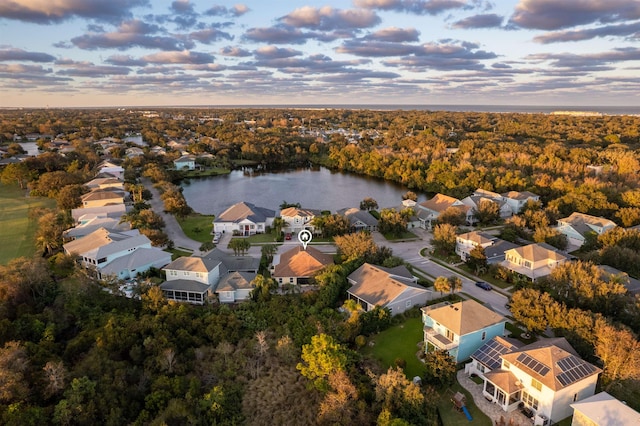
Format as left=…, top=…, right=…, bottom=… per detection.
left=558, top=212, right=616, bottom=230
left=501, top=191, right=539, bottom=200
left=99, top=247, right=171, bottom=275
left=280, top=207, right=321, bottom=218
left=163, top=256, right=221, bottom=273
left=215, top=201, right=275, bottom=224
left=216, top=271, right=256, bottom=292
left=81, top=190, right=124, bottom=202
left=507, top=243, right=568, bottom=263
left=347, top=263, right=426, bottom=307
left=419, top=193, right=461, bottom=213
left=273, top=246, right=334, bottom=278
left=457, top=231, right=496, bottom=245
left=160, top=279, right=211, bottom=293
left=423, top=300, right=505, bottom=336
left=571, top=392, right=640, bottom=425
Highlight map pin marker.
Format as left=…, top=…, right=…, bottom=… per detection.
left=298, top=229, right=312, bottom=250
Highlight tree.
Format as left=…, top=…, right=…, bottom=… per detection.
left=260, top=244, right=278, bottom=264
left=1, top=162, right=33, bottom=189
left=320, top=214, right=350, bottom=238
left=280, top=200, right=301, bottom=209
left=297, top=333, right=348, bottom=390
left=0, top=341, right=29, bottom=403
left=250, top=274, right=277, bottom=302
left=334, top=231, right=378, bottom=262
left=271, top=217, right=285, bottom=237
left=437, top=207, right=466, bottom=226
left=432, top=223, right=457, bottom=255
left=378, top=208, right=408, bottom=237
left=423, top=349, right=456, bottom=386
left=360, top=197, right=378, bottom=211
left=228, top=238, right=250, bottom=256
left=55, top=184, right=85, bottom=211
left=475, top=199, right=500, bottom=224
left=433, top=276, right=450, bottom=296
left=402, top=191, right=418, bottom=202
left=375, top=367, right=433, bottom=425
left=448, top=276, right=462, bottom=295
left=466, top=245, right=487, bottom=275
left=508, top=288, right=553, bottom=335
left=34, top=210, right=72, bottom=255
left=595, top=323, right=640, bottom=390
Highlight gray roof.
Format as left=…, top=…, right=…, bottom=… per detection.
left=485, top=239, right=520, bottom=259
left=206, top=248, right=260, bottom=272
left=86, top=234, right=151, bottom=259
left=71, top=203, right=127, bottom=222
left=99, top=247, right=171, bottom=275
left=216, top=271, right=256, bottom=292
left=215, top=201, right=275, bottom=224
left=160, top=279, right=211, bottom=293
left=63, top=217, right=130, bottom=238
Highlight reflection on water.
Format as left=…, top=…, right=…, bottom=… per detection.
left=181, top=167, right=423, bottom=215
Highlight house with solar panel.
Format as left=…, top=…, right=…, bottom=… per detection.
left=466, top=337, right=601, bottom=425
left=421, top=300, right=507, bottom=363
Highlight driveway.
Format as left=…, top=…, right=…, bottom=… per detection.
left=141, top=178, right=203, bottom=254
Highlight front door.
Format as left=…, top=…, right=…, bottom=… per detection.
left=496, top=390, right=506, bottom=406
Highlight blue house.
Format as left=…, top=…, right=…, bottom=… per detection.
left=422, top=300, right=506, bottom=362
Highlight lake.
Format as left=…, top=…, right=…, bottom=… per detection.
left=181, top=167, right=423, bottom=215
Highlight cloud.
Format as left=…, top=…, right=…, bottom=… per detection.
left=141, top=50, right=215, bottom=64
left=354, top=0, right=470, bottom=15
left=0, top=48, right=55, bottom=62
left=381, top=40, right=497, bottom=70
left=105, top=54, right=148, bottom=66
left=336, top=40, right=421, bottom=57
left=189, top=27, right=234, bottom=44
left=205, top=4, right=250, bottom=17
left=0, top=0, right=148, bottom=24
left=451, top=13, right=503, bottom=29
left=509, top=0, right=640, bottom=30
left=71, top=19, right=194, bottom=50
left=244, top=26, right=313, bottom=44
left=0, top=63, right=52, bottom=74
left=366, top=27, right=420, bottom=42
left=534, top=21, right=640, bottom=44
left=57, top=64, right=132, bottom=77
left=528, top=47, right=640, bottom=69
left=279, top=6, right=381, bottom=30
left=254, top=46, right=302, bottom=59
left=219, top=46, right=252, bottom=57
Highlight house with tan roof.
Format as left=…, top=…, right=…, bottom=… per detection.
left=467, top=337, right=600, bottom=424
left=416, top=193, right=472, bottom=229
left=455, top=231, right=497, bottom=261
left=501, top=243, right=569, bottom=281
left=571, top=391, right=640, bottom=426
left=280, top=207, right=322, bottom=234
left=556, top=212, right=616, bottom=248
left=81, top=189, right=125, bottom=208
left=461, top=194, right=513, bottom=219
left=272, top=246, right=334, bottom=286
left=347, top=263, right=431, bottom=315
left=173, top=154, right=196, bottom=170
left=501, top=191, right=540, bottom=214
left=215, top=271, right=257, bottom=303
left=213, top=201, right=276, bottom=236
left=422, top=300, right=506, bottom=362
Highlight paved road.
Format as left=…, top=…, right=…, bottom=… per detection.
left=142, top=178, right=203, bottom=254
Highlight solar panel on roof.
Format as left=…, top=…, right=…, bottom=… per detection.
left=556, top=356, right=598, bottom=387
left=471, top=338, right=516, bottom=370
left=516, top=352, right=550, bottom=376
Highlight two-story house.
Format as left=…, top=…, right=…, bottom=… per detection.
left=416, top=193, right=473, bottom=229
left=556, top=212, right=616, bottom=248
left=173, top=155, right=196, bottom=170
left=338, top=207, right=379, bottom=232
left=501, top=191, right=540, bottom=214
left=280, top=207, right=322, bottom=234
left=422, top=300, right=506, bottom=362
left=271, top=246, right=334, bottom=286
left=571, top=391, right=640, bottom=426
left=213, top=201, right=276, bottom=236
left=501, top=243, right=569, bottom=281
left=81, top=190, right=125, bottom=208
left=467, top=337, right=601, bottom=425
left=347, top=263, right=431, bottom=315
left=455, top=231, right=497, bottom=261
left=461, top=194, right=513, bottom=220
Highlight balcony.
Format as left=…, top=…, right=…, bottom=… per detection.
left=424, top=326, right=458, bottom=351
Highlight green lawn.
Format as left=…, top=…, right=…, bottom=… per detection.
left=0, top=183, right=55, bottom=264
left=362, top=316, right=425, bottom=379
left=176, top=214, right=215, bottom=243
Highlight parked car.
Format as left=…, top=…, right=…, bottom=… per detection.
left=285, top=233, right=292, bottom=240
left=475, top=281, right=492, bottom=291
left=212, top=232, right=222, bottom=244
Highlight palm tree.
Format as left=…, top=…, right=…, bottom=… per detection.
left=433, top=276, right=450, bottom=297
left=448, top=276, right=462, bottom=295
left=271, top=217, right=285, bottom=238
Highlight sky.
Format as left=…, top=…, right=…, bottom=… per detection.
left=1, top=0, right=639, bottom=108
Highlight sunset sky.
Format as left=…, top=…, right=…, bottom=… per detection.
left=1, top=0, right=639, bottom=107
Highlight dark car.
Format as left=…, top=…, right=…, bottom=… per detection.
left=285, top=233, right=292, bottom=240
left=475, top=281, right=492, bottom=291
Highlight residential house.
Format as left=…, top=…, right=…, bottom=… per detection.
left=125, top=147, right=144, bottom=158
left=216, top=271, right=257, bottom=303
left=347, top=263, right=431, bottom=315
left=556, top=212, right=616, bottom=248
left=455, top=231, right=519, bottom=264
left=501, top=243, right=569, bottom=281
left=280, top=207, right=322, bottom=234
left=81, top=190, right=125, bottom=208
left=160, top=249, right=260, bottom=304
left=213, top=201, right=276, bottom=236
left=173, top=155, right=196, bottom=170
left=571, top=392, right=640, bottom=426
left=338, top=207, right=379, bottom=232
left=422, top=300, right=506, bottom=362
left=71, top=204, right=127, bottom=223
left=501, top=191, right=540, bottom=214
left=597, top=265, right=640, bottom=295
left=467, top=337, right=601, bottom=424
left=97, top=160, right=125, bottom=180
left=63, top=216, right=130, bottom=241
left=84, top=177, right=124, bottom=191
left=391, top=199, right=422, bottom=229
left=63, top=228, right=168, bottom=279
left=272, top=246, right=334, bottom=286
left=456, top=231, right=497, bottom=261
left=461, top=194, right=513, bottom=219
left=416, top=193, right=473, bottom=229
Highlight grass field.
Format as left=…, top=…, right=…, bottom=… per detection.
left=437, top=382, right=492, bottom=426
left=176, top=213, right=215, bottom=243
left=362, top=316, right=425, bottom=378
left=0, top=183, right=55, bottom=264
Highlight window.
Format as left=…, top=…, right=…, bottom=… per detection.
left=289, top=278, right=294, bottom=283
left=481, top=331, right=486, bottom=340
left=196, top=272, right=202, bottom=277
left=406, top=300, right=412, bottom=308
left=521, top=391, right=539, bottom=410
left=531, top=378, right=542, bottom=392
left=170, top=270, right=177, bottom=276
left=278, top=278, right=283, bottom=284
left=97, top=257, right=107, bottom=264
left=573, top=393, right=578, bottom=402
left=446, top=329, right=455, bottom=341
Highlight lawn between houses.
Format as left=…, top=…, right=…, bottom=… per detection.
left=363, top=313, right=492, bottom=426
left=0, top=183, right=55, bottom=264
left=176, top=213, right=216, bottom=244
